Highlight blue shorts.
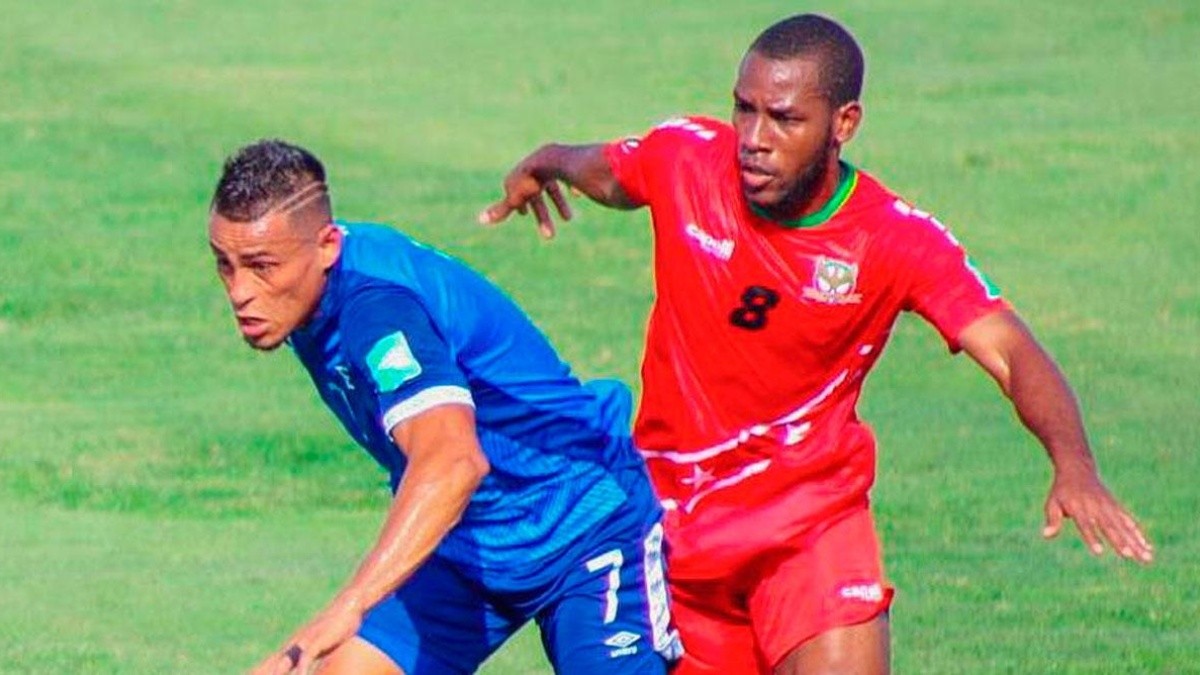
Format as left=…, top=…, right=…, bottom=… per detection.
left=358, top=517, right=683, bottom=674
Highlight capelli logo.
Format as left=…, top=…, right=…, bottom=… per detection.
left=838, top=583, right=884, bottom=603
left=685, top=223, right=734, bottom=261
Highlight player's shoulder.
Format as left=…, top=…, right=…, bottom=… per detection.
left=611, top=115, right=732, bottom=179
left=328, top=222, right=421, bottom=298
left=335, top=220, right=399, bottom=264
left=336, top=220, right=408, bottom=251
left=623, top=115, right=732, bottom=152
left=653, top=115, right=731, bottom=146
left=336, top=220, right=452, bottom=272
left=651, top=115, right=731, bottom=137
left=848, top=170, right=961, bottom=242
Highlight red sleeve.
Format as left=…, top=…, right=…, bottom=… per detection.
left=892, top=208, right=1010, bottom=352
left=603, top=116, right=727, bottom=209
left=604, top=135, right=653, bottom=206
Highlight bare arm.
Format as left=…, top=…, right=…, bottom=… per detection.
left=958, top=309, right=1153, bottom=564
left=478, top=143, right=637, bottom=238
left=254, top=404, right=489, bottom=674
left=334, top=404, right=487, bottom=609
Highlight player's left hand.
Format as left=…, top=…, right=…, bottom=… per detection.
left=249, top=603, right=363, bottom=675
left=1042, top=467, right=1154, bottom=564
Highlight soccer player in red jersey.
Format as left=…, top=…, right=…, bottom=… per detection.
left=480, top=13, right=1153, bottom=675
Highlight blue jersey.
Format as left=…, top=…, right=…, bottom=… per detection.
left=287, top=222, right=659, bottom=581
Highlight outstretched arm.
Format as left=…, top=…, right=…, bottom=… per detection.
left=252, top=404, right=489, bottom=674
left=958, top=309, right=1153, bottom=564
left=478, top=143, right=637, bottom=238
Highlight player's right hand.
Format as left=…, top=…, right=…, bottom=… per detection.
left=478, top=155, right=574, bottom=239
left=249, top=603, right=363, bottom=675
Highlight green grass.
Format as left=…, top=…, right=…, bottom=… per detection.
left=1, top=1, right=1197, bottom=672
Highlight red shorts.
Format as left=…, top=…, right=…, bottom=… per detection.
left=668, top=507, right=893, bottom=674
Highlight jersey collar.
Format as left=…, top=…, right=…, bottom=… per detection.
left=750, top=161, right=858, bottom=229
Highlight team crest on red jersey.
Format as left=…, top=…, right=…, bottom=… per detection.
left=803, top=257, right=862, bottom=305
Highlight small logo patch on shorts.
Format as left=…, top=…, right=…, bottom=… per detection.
left=838, top=582, right=884, bottom=603
left=604, top=631, right=641, bottom=657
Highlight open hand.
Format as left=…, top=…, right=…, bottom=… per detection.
left=478, top=161, right=574, bottom=239
left=1043, top=469, right=1154, bottom=564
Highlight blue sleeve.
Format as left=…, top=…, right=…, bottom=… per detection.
left=338, top=283, right=473, bottom=432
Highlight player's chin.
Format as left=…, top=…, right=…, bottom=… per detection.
left=243, top=332, right=287, bottom=352
left=742, top=184, right=783, bottom=211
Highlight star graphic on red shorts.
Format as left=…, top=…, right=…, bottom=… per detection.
left=681, top=465, right=716, bottom=491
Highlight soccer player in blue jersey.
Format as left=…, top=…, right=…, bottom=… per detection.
left=207, top=139, right=682, bottom=675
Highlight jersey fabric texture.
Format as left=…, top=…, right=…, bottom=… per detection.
left=287, top=222, right=661, bottom=587
left=604, top=116, right=1009, bottom=580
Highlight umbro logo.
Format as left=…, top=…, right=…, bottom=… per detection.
left=604, top=631, right=641, bottom=657
left=605, top=631, right=640, bottom=649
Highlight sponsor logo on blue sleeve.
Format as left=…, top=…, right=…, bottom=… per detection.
left=365, top=331, right=422, bottom=392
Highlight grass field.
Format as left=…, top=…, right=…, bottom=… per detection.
left=1, top=1, right=1197, bottom=672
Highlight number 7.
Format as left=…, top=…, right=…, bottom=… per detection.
left=585, top=549, right=624, bottom=624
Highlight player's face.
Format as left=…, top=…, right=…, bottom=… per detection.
left=733, top=52, right=862, bottom=221
left=208, top=211, right=341, bottom=351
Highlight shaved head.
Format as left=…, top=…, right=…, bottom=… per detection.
left=211, top=139, right=332, bottom=232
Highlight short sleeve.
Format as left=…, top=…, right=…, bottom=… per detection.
left=604, top=135, right=653, bottom=207
left=604, top=116, right=728, bottom=209
left=339, top=283, right=474, bottom=432
left=895, top=212, right=1011, bottom=351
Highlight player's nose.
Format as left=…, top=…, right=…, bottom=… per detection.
left=737, top=114, right=770, bottom=154
left=225, top=269, right=256, bottom=308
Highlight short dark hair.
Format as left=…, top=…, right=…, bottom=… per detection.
left=749, top=14, right=864, bottom=107
left=211, top=139, right=329, bottom=222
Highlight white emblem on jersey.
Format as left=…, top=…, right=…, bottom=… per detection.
left=379, top=345, right=415, bottom=371
left=784, top=422, right=811, bottom=446
left=605, top=632, right=641, bottom=649
left=333, top=365, right=355, bottom=390
left=681, top=464, right=716, bottom=489
left=605, top=631, right=641, bottom=658
left=656, top=117, right=718, bottom=141
left=803, top=256, right=862, bottom=305
left=839, top=582, right=885, bottom=603
left=684, top=223, right=734, bottom=261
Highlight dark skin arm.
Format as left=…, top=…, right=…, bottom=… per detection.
left=477, top=143, right=637, bottom=238
left=958, top=309, right=1153, bottom=564
left=251, top=404, right=490, bottom=675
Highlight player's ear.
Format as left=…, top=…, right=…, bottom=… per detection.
left=316, top=223, right=342, bottom=271
left=833, top=100, right=863, bottom=146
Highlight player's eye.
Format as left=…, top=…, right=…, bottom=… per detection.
left=771, top=110, right=802, bottom=125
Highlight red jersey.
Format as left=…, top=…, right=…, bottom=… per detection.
left=605, top=116, right=1008, bottom=578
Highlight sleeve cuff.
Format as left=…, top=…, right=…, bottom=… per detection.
left=381, top=386, right=475, bottom=431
